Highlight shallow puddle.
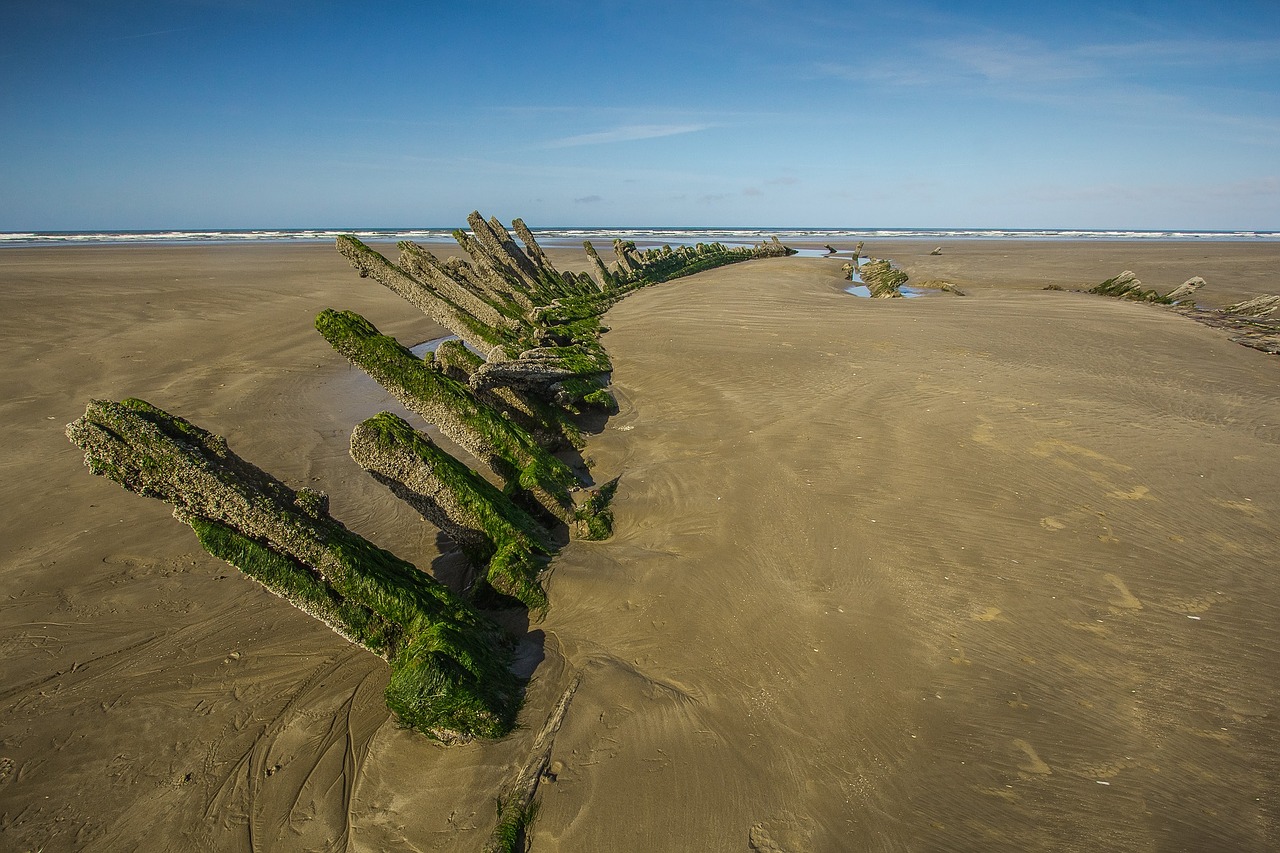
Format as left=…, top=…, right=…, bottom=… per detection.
left=844, top=284, right=927, bottom=298
left=409, top=335, right=461, bottom=357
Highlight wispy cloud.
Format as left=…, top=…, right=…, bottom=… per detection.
left=106, top=26, right=197, bottom=42
left=816, top=35, right=1280, bottom=90
left=813, top=33, right=1280, bottom=143
left=574, top=194, right=603, bottom=204
left=546, top=123, right=713, bottom=149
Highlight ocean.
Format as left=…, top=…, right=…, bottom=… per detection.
left=2, top=227, right=1278, bottom=248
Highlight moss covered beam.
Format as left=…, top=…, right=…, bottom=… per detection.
left=602, top=236, right=796, bottom=290
left=470, top=340, right=613, bottom=397
left=66, top=397, right=521, bottom=742
left=512, top=218, right=557, bottom=281
left=350, top=413, right=553, bottom=613
left=397, top=240, right=525, bottom=328
left=1088, top=270, right=1192, bottom=305
left=582, top=241, right=615, bottom=292
left=856, top=258, right=910, bottom=298
left=336, top=235, right=511, bottom=358
left=487, top=215, right=545, bottom=289
left=451, top=228, right=540, bottom=311
left=464, top=213, right=538, bottom=293
left=315, top=309, right=579, bottom=524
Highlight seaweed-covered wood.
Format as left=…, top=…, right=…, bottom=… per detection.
left=66, top=397, right=521, bottom=742
left=336, top=234, right=513, bottom=358
left=587, top=235, right=795, bottom=291
left=856, top=258, right=910, bottom=298
left=1088, top=270, right=1178, bottom=304
left=315, top=309, right=579, bottom=524
left=350, top=412, right=553, bottom=613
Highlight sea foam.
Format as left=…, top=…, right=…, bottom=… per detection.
left=2, top=227, right=1277, bottom=247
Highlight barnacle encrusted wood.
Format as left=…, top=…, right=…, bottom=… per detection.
left=856, top=258, right=911, bottom=298
left=66, top=397, right=520, bottom=742
left=314, top=309, right=579, bottom=525
left=350, top=412, right=554, bottom=613
left=1088, top=270, right=1201, bottom=305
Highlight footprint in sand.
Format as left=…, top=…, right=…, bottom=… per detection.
left=1013, top=738, right=1052, bottom=775
left=1040, top=516, right=1065, bottom=530
left=1103, top=573, right=1142, bottom=610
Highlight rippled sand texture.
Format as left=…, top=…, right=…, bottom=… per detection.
left=534, top=254, right=1280, bottom=850
left=2, top=242, right=1279, bottom=851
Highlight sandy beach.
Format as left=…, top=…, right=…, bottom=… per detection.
left=3, top=240, right=1279, bottom=851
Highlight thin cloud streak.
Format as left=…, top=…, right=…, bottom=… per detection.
left=546, top=123, right=714, bottom=148
left=816, top=35, right=1280, bottom=89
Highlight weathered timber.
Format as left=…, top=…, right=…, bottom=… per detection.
left=315, top=310, right=578, bottom=524
left=1075, top=270, right=1276, bottom=355
left=441, top=255, right=536, bottom=313
left=1224, top=294, right=1280, bottom=317
left=1179, top=301, right=1280, bottom=355
left=1089, top=271, right=1209, bottom=306
left=582, top=241, right=615, bottom=291
left=857, top=258, right=910, bottom=298
left=398, top=241, right=521, bottom=328
left=489, top=216, right=545, bottom=289
left=336, top=235, right=512, bottom=359
left=1088, top=270, right=1176, bottom=303
left=572, top=477, right=618, bottom=540
left=350, top=413, right=553, bottom=613
left=435, top=338, right=484, bottom=382
left=1164, top=276, right=1206, bottom=304
left=484, top=672, right=582, bottom=853
left=453, top=228, right=539, bottom=313
left=66, top=397, right=521, bottom=742
left=435, top=340, right=583, bottom=450
left=584, top=236, right=795, bottom=292
left=468, top=212, right=540, bottom=294
left=470, top=340, right=612, bottom=395
left=512, top=218, right=558, bottom=280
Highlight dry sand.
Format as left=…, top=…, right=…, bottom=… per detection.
left=2, top=240, right=1279, bottom=851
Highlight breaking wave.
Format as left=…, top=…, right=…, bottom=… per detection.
left=3, top=227, right=1277, bottom=247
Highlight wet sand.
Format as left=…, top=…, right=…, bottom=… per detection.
left=2, top=241, right=1279, bottom=850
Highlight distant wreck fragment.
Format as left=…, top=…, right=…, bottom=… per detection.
left=854, top=258, right=910, bottom=298
left=1087, top=270, right=1201, bottom=306
left=1085, top=271, right=1280, bottom=356
left=1182, top=301, right=1280, bottom=355
left=1224, top=294, right=1280, bottom=318
left=67, top=398, right=520, bottom=742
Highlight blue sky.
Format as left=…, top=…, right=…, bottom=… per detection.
left=2, top=0, right=1278, bottom=229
